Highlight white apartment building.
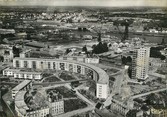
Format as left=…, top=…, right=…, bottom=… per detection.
left=49, top=100, right=64, bottom=116
left=96, top=83, right=109, bottom=99
left=47, top=94, right=64, bottom=116
left=132, top=47, right=150, bottom=80
left=59, top=56, right=99, bottom=64
left=3, top=68, right=42, bottom=80
left=12, top=57, right=109, bottom=99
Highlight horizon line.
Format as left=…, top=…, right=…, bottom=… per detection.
left=0, top=5, right=166, bottom=8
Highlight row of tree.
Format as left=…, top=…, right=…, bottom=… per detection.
left=92, top=42, right=108, bottom=54
left=150, top=47, right=166, bottom=60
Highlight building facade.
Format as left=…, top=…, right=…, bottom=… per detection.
left=47, top=93, right=64, bottom=115
left=132, top=47, right=150, bottom=80
left=96, top=83, right=109, bottom=99
left=13, top=57, right=109, bottom=99
left=59, top=56, right=99, bottom=64
left=3, top=68, right=42, bottom=80
left=151, top=108, right=167, bottom=117
left=13, top=72, right=42, bottom=80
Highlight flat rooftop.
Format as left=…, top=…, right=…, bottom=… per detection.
left=12, top=80, right=32, bottom=91
left=4, top=68, right=42, bottom=74
left=15, top=91, right=29, bottom=115
left=14, top=57, right=109, bottom=84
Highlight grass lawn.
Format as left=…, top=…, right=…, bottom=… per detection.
left=156, top=69, right=167, bottom=75
left=46, top=86, right=77, bottom=98
left=43, top=75, right=60, bottom=82
left=42, top=73, right=53, bottom=78
left=59, top=72, right=76, bottom=81
left=64, top=99, right=87, bottom=112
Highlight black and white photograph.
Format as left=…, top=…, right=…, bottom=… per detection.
left=0, top=0, right=167, bottom=117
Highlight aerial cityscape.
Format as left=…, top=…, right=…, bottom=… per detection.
left=0, top=0, right=167, bottom=117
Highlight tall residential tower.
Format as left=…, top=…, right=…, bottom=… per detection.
left=132, top=47, right=150, bottom=80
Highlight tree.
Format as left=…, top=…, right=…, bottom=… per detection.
left=65, top=48, right=71, bottom=54
left=127, top=65, right=132, bottom=78
left=150, top=47, right=166, bottom=59
left=92, top=42, right=109, bottom=54
left=0, top=56, right=4, bottom=62
left=126, top=56, right=132, bottom=63
left=126, top=109, right=138, bottom=117
left=102, top=42, right=108, bottom=52
left=160, top=55, right=166, bottom=60
left=97, top=33, right=101, bottom=42
left=145, top=93, right=157, bottom=105
left=12, top=46, right=20, bottom=57
left=82, top=45, right=87, bottom=53
left=121, top=56, right=127, bottom=64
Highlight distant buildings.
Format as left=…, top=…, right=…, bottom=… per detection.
left=59, top=56, right=99, bottom=64
left=0, top=45, right=14, bottom=62
left=19, top=49, right=100, bottom=64
left=132, top=47, right=150, bottom=80
left=0, top=29, right=15, bottom=34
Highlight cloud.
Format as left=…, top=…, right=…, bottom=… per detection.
left=0, top=0, right=166, bottom=7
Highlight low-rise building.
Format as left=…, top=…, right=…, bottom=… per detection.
left=3, top=68, right=43, bottom=80
left=0, top=45, right=13, bottom=62
left=151, top=107, right=167, bottom=117
left=19, top=49, right=31, bottom=58
left=59, top=55, right=99, bottom=64
left=47, top=92, right=64, bottom=115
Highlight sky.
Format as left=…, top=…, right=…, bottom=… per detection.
left=0, top=0, right=167, bottom=7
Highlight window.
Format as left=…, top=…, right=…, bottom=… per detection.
left=73, top=57, right=77, bottom=61
left=24, top=61, right=28, bottom=68
left=48, top=62, right=51, bottom=69
left=60, top=63, right=65, bottom=70
left=77, top=65, right=81, bottom=73
left=32, top=61, right=36, bottom=69
left=53, top=62, right=55, bottom=69
left=32, top=75, right=35, bottom=79
left=21, top=74, right=24, bottom=78
left=16, top=60, right=19, bottom=68
left=41, top=62, right=43, bottom=69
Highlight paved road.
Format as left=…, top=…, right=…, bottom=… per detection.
left=103, top=70, right=124, bottom=107
left=1, top=79, right=89, bottom=86
left=148, top=72, right=166, bottom=79
left=54, top=106, right=94, bottom=117
left=130, top=87, right=167, bottom=99
left=50, top=78, right=95, bottom=117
